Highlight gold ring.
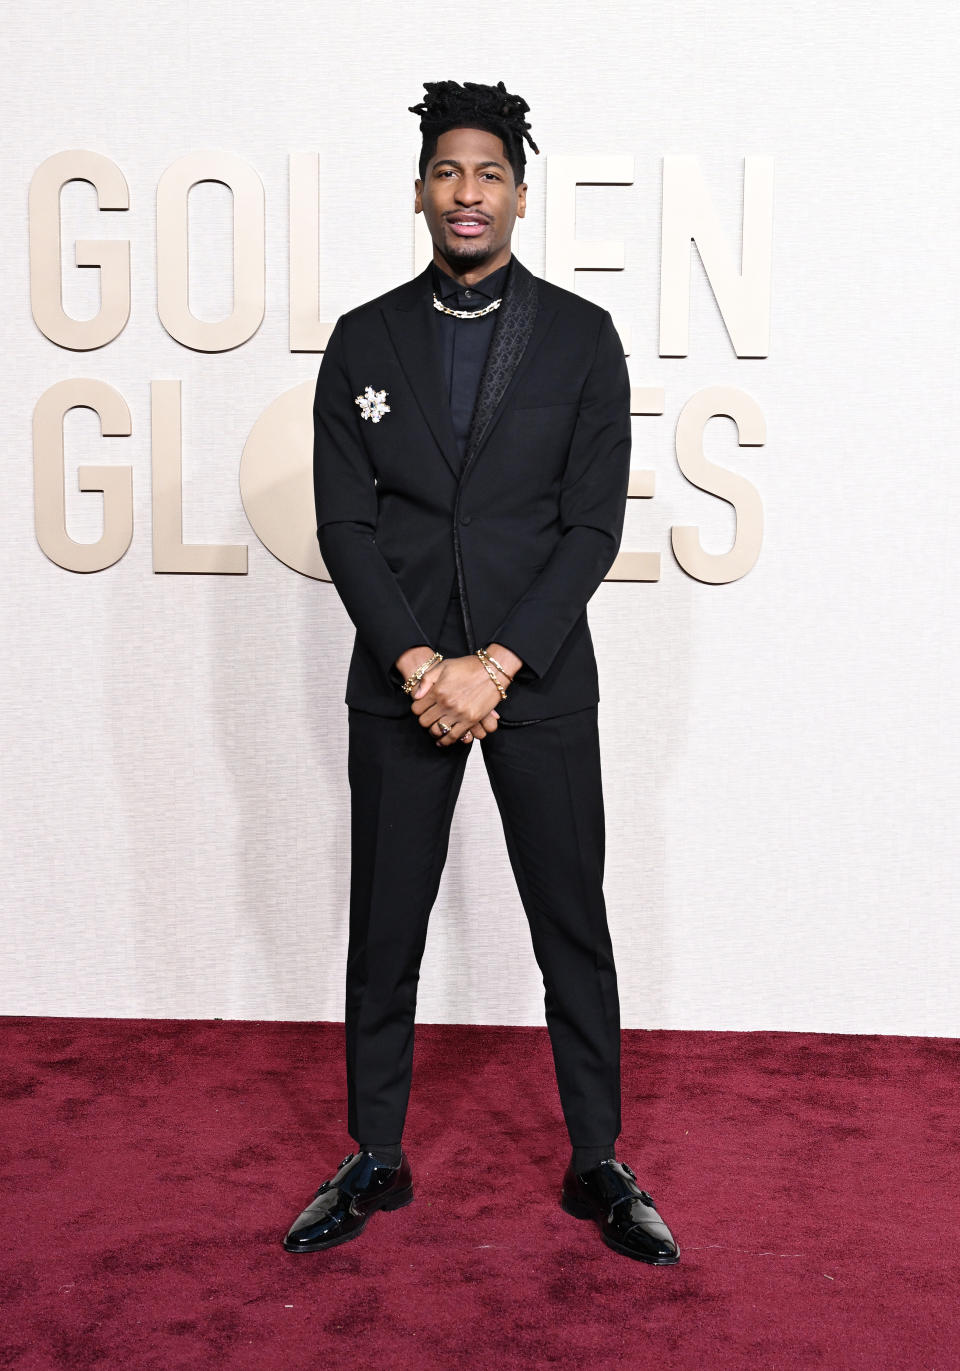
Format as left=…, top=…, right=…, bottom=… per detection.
left=439, top=721, right=451, bottom=735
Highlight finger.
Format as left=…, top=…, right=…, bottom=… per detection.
left=413, top=669, right=441, bottom=699
left=436, top=718, right=471, bottom=747
left=417, top=703, right=447, bottom=728
left=429, top=713, right=458, bottom=734
left=411, top=683, right=446, bottom=714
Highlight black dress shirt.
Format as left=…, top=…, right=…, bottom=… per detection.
left=430, top=258, right=511, bottom=463
left=430, top=257, right=540, bottom=725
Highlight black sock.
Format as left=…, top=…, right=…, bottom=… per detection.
left=571, top=1143, right=616, bottom=1173
left=358, top=1141, right=402, bottom=1167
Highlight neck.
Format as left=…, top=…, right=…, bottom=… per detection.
left=433, top=248, right=511, bottom=289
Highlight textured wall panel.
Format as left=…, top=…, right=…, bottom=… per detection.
left=1, top=0, right=956, bottom=1032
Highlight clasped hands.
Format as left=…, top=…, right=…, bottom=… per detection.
left=396, top=643, right=523, bottom=746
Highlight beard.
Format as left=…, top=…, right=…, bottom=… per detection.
left=437, top=231, right=499, bottom=273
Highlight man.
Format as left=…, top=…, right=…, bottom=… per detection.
left=283, top=80, right=679, bottom=1265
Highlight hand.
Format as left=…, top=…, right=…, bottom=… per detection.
left=411, top=656, right=504, bottom=746
left=395, top=645, right=437, bottom=685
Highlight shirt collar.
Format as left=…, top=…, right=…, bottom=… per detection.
left=431, top=257, right=511, bottom=303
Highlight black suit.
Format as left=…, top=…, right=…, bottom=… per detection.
left=313, top=255, right=632, bottom=721
left=313, top=255, right=631, bottom=1157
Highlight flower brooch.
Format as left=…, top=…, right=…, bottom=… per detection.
left=355, top=385, right=391, bottom=424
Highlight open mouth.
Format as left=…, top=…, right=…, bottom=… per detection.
left=446, top=217, right=489, bottom=237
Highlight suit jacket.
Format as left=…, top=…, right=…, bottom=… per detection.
left=312, top=254, right=631, bottom=722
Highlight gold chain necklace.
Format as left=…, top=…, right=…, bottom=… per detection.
left=432, top=293, right=503, bottom=320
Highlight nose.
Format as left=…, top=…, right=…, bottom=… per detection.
left=454, top=175, right=484, bottom=206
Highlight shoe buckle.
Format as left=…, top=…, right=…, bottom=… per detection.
left=313, top=1152, right=356, bottom=1198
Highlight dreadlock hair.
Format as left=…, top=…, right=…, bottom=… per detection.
left=409, top=79, right=540, bottom=187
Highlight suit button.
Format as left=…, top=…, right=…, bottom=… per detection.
left=459, top=513, right=472, bottom=525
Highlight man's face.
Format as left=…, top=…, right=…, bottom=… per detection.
left=414, top=126, right=527, bottom=279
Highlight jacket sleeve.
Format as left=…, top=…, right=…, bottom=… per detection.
left=489, top=309, right=631, bottom=681
left=313, top=316, right=432, bottom=687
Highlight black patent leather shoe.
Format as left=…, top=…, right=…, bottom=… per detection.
left=561, top=1158, right=680, bottom=1264
left=282, top=1150, right=414, bottom=1253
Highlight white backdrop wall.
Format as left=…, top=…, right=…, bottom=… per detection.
left=2, top=0, right=957, bottom=1033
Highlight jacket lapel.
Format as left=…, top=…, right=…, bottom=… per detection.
left=380, top=256, right=559, bottom=485
left=461, top=257, right=558, bottom=477
left=381, top=265, right=461, bottom=481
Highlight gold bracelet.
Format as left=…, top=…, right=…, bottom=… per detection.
left=478, top=648, right=514, bottom=682
left=401, top=651, right=443, bottom=695
left=475, top=649, right=509, bottom=700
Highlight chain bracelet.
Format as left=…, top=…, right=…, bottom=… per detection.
left=478, top=648, right=514, bottom=682
left=476, top=649, right=509, bottom=700
left=401, top=651, right=443, bottom=695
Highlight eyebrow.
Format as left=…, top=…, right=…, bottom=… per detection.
left=431, top=158, right=507, bottom=172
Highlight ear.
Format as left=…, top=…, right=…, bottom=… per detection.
left=516, top=181, right=527, bottom=219
left=414, top=177, right=423, bottom=214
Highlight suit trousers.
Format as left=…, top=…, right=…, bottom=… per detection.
left=343, top=592, right=622, bottom=1150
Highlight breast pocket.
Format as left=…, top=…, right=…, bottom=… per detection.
left=494, top=404, right=579, bottom=484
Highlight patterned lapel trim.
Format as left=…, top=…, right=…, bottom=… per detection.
left=461, top=257, right=540, bottom=473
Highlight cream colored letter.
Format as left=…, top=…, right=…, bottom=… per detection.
left=607, top=387, right=664, bottom=582
left=660, top=155, right=774, bottom=358
left=545, top=155, right=634, bottom=352
left=240, top=380, right=330, bottom=580
left=33, top=379, right=133, bottom=571
left=151, top=380, right=247, bottom=573
left=290, top=153, right=335, bottom=352
left=671, top=386, right=766, bottom=583
left=29, top=150, right=130, bottom=350
left=157, top=152, right=265, bottom=351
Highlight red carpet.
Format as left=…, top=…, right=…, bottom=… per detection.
left=1, top=1018, right=956, bottom=1370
